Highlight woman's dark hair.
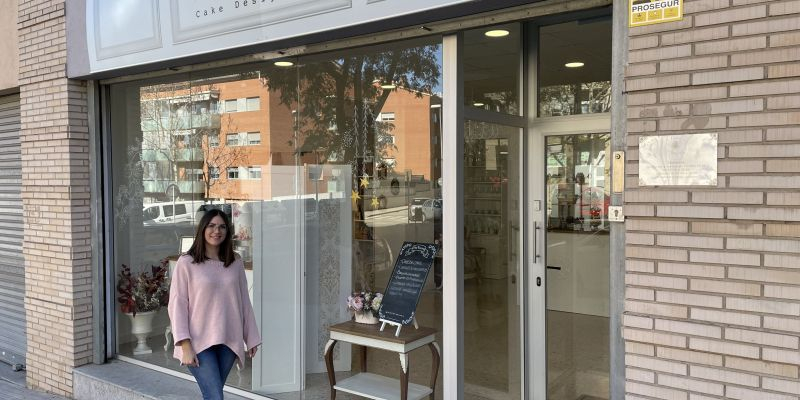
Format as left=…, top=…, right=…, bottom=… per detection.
left=187, top=208, right=236, bottom=267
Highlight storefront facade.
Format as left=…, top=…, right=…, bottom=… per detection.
left=10, top=0, right=800, bottom=399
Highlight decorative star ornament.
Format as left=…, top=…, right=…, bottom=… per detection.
left=371, top=197, right=380, bottom=209
left=351, top=190, right=361, bottom=205
left=359, top=175, right=370, bottom=188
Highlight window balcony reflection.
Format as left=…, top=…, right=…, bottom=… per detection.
left=142, top=180, right=204, bottom=195
left=140, top=113, right=221, bottom=131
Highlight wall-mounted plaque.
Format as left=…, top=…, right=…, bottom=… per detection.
left=639, top=133, right=717, bottom=186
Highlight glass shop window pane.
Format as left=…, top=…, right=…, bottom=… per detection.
left=108, top=35, right=443, bottom=399
left=538, top=18, right=612, bottom=117
left=464, top=23, right=521, bottom=115
left=294, top=36, right=444, bottom=398
left=545, top=133, right=610, bottom=400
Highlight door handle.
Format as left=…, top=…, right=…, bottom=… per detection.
left=533, top=221, right=541, bottom=262
left=546, top=265, right=561, bottom=271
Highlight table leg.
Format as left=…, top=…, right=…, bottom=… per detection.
left=361, top=345, right=368, bottom=372
left=324, top=339, right=338, bottom=400
left=400, top=353, right=409, bottom=400
left=428, top=342, right=440, bottom=399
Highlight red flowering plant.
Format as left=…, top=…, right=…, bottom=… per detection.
left=117, top=259, right=170, bottom=316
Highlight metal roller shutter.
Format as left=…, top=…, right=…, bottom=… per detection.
left=0, top=93, right=25, bottom=368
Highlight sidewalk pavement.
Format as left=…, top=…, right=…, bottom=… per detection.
left=0, top=366, right=69, bottom=400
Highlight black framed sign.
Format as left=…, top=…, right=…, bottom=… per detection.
left=378, top=242, right=438, bottom=325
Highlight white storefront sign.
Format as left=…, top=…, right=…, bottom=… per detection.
left=72, top=0, right=473, bottom=76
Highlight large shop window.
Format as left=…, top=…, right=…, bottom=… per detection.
left=108, top=36, right=444, bottom=398
left=538, top=18, right=612, bottom=117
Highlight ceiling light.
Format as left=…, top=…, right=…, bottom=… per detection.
left=380, top=82, right=396, bottom=89
left=274, top=60, right=294, bottom=67
left=565, top=62, right=585, bottom=68
left=472, top=102, right=485, bottom=107
left=485, top=29, right=510, bottom=38
left=430, top=104, right=441, bottom=109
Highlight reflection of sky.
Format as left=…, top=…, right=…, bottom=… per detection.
left=99, top=0, right=153, bottom=47
left=433, top=47, right=443, bottom=95
left=395, top=45, right=442, bottom=96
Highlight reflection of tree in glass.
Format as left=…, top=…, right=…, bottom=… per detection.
left=263, top=44, right=441, bottom=172
left=139, top=82, right=246, bottom=200
left=539, top=81, right=611, bottom=117
left=115, top=138, right=144, bottom=226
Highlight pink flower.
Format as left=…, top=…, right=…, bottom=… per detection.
left=351, top=296, right=364, bottom=311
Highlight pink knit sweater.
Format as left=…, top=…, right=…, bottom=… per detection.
left=168, top=254, right=261, bottom=368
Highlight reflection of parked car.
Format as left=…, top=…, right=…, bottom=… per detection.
left=143, top=201, right=202, bottom=225
left=408, top=198, right=430, bottom=221
left=421, top=199, right=442, bottom=222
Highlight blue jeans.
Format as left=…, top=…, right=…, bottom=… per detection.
left=187, top=344, right=237, bottom=400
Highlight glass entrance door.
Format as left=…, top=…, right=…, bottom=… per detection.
left=462, top=120, right=523, bottom=400
left=527, top=14, right=613, bottom=400
left=544, top=133, right=610, bottom=400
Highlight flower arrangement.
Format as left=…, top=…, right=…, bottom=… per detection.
left=117, top=259, right=170, bottom=317
left=346, top=291, right=383, bottom=316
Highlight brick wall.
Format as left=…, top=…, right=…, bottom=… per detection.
left=624, top=0, right=800, bottom=399
left=18, top=0, right=92, bottom=396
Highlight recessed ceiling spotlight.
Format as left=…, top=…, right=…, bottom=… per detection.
left=484, top=29, right=510, bottom=38
left=565, top=62, right=585, bottom=68
left=473, top=102, right=485, bottom=107
left=274, top=60, right=294, bottom=67
left=380, top=82, right=397, bottom=89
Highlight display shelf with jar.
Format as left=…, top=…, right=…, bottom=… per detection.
left=464, top=138, right=508, bottom=279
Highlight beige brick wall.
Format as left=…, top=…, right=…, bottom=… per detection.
left=0, top=0, right=19, bottom=91
left=18, top=0, right=92, bottom=396
left=625, top=0, right=800, bottom=399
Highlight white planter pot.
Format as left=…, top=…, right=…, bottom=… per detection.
left=126, top=311, right=157, bottom=355
left=353, top=311, right=379, bottom=325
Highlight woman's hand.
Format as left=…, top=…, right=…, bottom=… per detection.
left=247, top=345, right=259, bottom=358
left=179, top=340, right=199, bottom=367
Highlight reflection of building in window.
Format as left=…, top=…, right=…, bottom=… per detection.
left=186, top=168, right=204, bottom=181
left=223, top=96, right=261, bottom=113
left=376, top=89, right=441, bottom=186
left=137, top=77, right=441, bottom=203
left=248, top=166, right=262, bottom=179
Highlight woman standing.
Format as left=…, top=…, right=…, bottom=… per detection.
left=169, top=208, right=261, bottom=400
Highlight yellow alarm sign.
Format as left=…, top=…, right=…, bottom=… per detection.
left=630, top=0, right=683, bottom=27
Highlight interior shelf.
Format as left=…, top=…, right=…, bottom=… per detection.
left=333, top=373, right=433, bottom=400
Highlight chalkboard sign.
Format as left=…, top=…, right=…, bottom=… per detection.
left=378, top=242, right=438, bottom=325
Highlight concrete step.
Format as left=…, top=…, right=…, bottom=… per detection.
left=74, top=360, right=251, bottom=400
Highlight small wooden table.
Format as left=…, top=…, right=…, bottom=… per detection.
left=324, top=321, right=440, bottom=400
